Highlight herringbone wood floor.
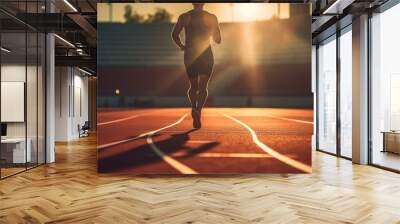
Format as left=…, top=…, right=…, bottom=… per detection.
left=1, top=135, right=400, bottom=224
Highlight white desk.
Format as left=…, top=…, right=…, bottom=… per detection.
left=1, top=138, right=31, bottom=163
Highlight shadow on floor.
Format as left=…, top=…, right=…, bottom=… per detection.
left=98, top=129, right=219, bottom=173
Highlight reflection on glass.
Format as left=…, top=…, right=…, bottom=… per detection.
left=27, top=31, right=38, bottom=169
left=371, top=3, right=400, bottom=171
left=0, top=1, right=47, bottom=179
left=1, top=31, right=27, bottom=177
left=340, top=29, right=352, bottom=158
left=38, top=33, right=46, bottom=165
left=318, top=37, right=337, bottom=154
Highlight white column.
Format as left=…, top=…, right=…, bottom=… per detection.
left=352, top=14, right=369, bottom=164
left=46, top=1, right=55, bottom=163
left=46, top=33, right=55, bottom=163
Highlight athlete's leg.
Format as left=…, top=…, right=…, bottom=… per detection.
left=188, top=75, right=201, bottom=129
left=187, top=76, right=199, bottom=109
left=196, top=74, right=211, bottom=112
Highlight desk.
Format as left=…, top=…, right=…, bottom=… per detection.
left=1, top=138, right=31, bottom=164
left=382, top=131, right=400, bottom=154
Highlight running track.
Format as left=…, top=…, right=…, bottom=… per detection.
left=97, top=108, right=313, bottom=174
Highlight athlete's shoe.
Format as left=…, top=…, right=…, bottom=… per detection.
left=192, top=109, right=201, bottom=129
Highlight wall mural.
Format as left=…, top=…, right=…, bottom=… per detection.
left=97, top=3, right=313, bottom=174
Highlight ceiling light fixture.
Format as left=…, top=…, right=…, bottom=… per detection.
left=78, top=67, right=94, bottom=76
left=1, top=47, right=11, bottom=53
left=63, top=0, right=78, bottom=12
left=54, top=34, right=75, bottom=48
left=323, top=0, right=341, bottom=14
left=322, top=0, right=353, bottom=15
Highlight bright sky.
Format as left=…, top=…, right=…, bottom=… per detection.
left=98, top=3, right=291, bottom=23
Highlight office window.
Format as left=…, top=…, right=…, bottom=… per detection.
left=317, top=36, right=337, bottom=154
left=339, top=28, right=352, bottom=158
left=371, top=3, right=400, bottom=171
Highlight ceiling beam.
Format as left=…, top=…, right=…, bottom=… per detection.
left=55, top=55, right=96, bottom=69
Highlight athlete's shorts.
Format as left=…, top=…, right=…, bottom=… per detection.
left=184, top=47, right=214, bottom=77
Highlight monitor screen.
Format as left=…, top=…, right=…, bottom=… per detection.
left=1, top=123, right=7, bottom=137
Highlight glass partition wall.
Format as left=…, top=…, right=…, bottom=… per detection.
left=316, top=26, right=353, bottom=159
left=317, top=35, right=337, bottom=155
left=316, top=0, right=400, bottom=172
left=370, top=3, right=400, bottom=172
left=0, top=1, right=46, bottom=179
left=339, top=27, right=352, bottom=159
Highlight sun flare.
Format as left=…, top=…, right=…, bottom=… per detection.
left=233, top=4, right=266, bottom=22
left=231, top=3, right=289, bottom=22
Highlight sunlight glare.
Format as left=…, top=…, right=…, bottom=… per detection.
left=232, top=3, right=288, bottom=22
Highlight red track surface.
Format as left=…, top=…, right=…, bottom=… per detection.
left=97, top=108, right=313, bottom=174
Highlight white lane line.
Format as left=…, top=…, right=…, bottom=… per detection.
left=147, top=137, right=198, bottom=174
left=267, top=115, right=313, bottom=125
left=223, top=114, right=312, bottom=173
left=186, top=140, right=215, bottom=144
left=170, top=152, right=297, bottom=158
left=98, top=113, right=197, bottom=174
left=145, top=114, right=198, bottom=174
left=97, top=114, right=188, bottom=150
left=98, top=114, right=142, bottom=126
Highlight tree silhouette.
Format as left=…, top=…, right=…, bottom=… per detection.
left=145, top=8, right=172, bottom=23
left=124, top=6, right=172, bottom=24
left=124, top=5, right=144, bottom=23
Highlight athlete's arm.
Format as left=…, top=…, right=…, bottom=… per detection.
left=211, top=15, right=221, bottom=44
left=172, top=14, right=185, bottom=51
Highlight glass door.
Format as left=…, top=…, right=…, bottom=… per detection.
left=339, top=27, right=352, bottom=158
left=370, top=3, right=400, bottom=171
left=1, top=30, right=28, bottom=178
left=0, top=1, right=47, bottom=179
left=317, top=35, right=337, bottom=154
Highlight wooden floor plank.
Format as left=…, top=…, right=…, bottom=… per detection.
left=0, top=135, right=400, bottom=223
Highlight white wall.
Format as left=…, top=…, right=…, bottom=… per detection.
left=1, top=63, right=46, bottom=164
left=55, top=67, right=89, bottom=141
left=1, top=65, right=34, bottom=138
left=55, top=66, right=70, bottom=141
left=1, top=82, right=25, bottom=122
left=70, top=72, right=89, bottom=139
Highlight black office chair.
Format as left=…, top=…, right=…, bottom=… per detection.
left=79, top=121, right=90, bottom=138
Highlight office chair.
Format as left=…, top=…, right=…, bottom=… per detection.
left=79, top=121, right=90, bottom=138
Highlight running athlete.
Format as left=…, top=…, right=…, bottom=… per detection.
left=172, top=3, right=221, bottom=129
